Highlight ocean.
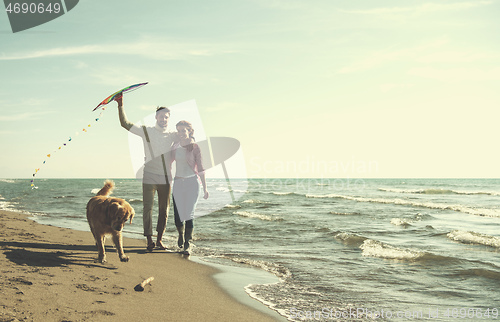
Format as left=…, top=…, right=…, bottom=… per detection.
left=1, top=178, right=500, bottom=321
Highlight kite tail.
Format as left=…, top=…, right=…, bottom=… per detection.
left=95, top=180, right=115, bottom=197
left=30, top=82, right=147, bottom=190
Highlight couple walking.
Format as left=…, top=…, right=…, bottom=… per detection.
left=115, top=93, right=208, bottom=255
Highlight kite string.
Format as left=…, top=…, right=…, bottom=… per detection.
left=30, top=107, right=107, bottom=189
left=31, top=82, right=148, bottom=189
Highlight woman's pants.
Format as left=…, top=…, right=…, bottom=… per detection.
left=172, top=176, right=200, bottom=228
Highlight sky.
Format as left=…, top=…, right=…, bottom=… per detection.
left=1, top=0, right=499, bottom=179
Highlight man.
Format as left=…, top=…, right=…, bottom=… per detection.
left=115, top=93, right=177, bottom=251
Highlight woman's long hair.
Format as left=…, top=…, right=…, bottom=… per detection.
left=176, top=120, right=195, bottom=152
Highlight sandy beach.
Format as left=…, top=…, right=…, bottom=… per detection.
left=0, top=210, right=279, bottom=321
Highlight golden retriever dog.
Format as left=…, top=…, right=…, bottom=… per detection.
left=86, top=180, right=135, bottom=263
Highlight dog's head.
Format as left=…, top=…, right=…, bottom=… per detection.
left=108, top=201, right=135, bottom=232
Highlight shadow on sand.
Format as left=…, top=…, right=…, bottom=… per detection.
left=0, top=240, right=147, bottom=269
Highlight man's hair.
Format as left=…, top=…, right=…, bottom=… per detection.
left=156, top=106, right=171, bottom=115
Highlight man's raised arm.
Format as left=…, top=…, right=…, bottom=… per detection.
left=115, top=93, right=134, bottom=131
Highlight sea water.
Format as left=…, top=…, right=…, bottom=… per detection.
left=1, top=178, right=500, bottom=321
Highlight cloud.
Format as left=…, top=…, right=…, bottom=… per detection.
left=337, top=50, right=402, bottom=74
left=84, top=64, right=220, bottom=89
left=338, top=35, right=500, bottom=77
left=0, top=110, right=52, bottom=121
left=408, top=67, right=500, bottom=82
left=205, top=102, right=240, bottom=112
left=338, top=38, right=448, bottom=74
left=0, top=98, right=54, bottom=121
left=255, top=0, right=307, bottom=10
left=379, top=83, right=414, bottom=92
left=339, top=1, right=493, bottom=15
left=0, top=113, right=31, bottom=121
left=139, top=105, right=155, bottom=111
left=0, top=39, right=236, bottom=61
left=416, top=51, right=498, bottom=63
left=0, top=45, right=105, bottom=60
left=87, top=66, right=151, bottom=88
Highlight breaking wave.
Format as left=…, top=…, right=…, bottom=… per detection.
left=128, top=199, right=142, bottom=205
left=271, top=191, right=296, bottom=196
left=224, top=204, right=241, bottom=209
left=306, top=193, right=500, bottom=218
left=215, top=187, right=247, bottom=193
left=447, top=230, right=500, bottom=248
left=360, top=239, right=425, bottom=260
left=390, top=218, right=412, bottom=227
left=379, top=187, right=500, bottom=196
left=230, top=256, right=292, bottom=279
left=242, top=199, right=265, bottom=204
left=330, top=211, right=362, bottom=216
left=334, top=232, right=367, bottom=246
left=233, top=211, right=282, bottom=222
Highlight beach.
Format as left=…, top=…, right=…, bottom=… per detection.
left=0, top=210, right=279, bottom=321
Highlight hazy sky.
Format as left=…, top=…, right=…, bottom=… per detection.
left=1, top=0, right=499, bottom=179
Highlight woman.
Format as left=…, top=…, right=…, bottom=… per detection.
left=171, top=120, right=209, bottom=255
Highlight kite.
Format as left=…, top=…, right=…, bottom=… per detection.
left=31, top=82, right=148, bottom=189
left=93, top=82, right=148, bottom=111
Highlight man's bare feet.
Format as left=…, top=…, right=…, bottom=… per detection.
left=156, top=240, right=167, bottom=250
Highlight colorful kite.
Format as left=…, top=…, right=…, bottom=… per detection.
left=93, top=82, right=148, bottom=111
left=31, top=82, right=148, bottom=189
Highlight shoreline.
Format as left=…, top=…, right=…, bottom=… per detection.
left=191, top=256, right=286, bottom=321
left=0, top=210, right=283, bottom=321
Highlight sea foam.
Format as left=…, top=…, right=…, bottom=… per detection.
left=447, top=230, right=500, bottom=248
left=233, top=211, right=280, bottom=221
left=360, top=239, right=425, bottom=260
left=335, top=232, right=367, bottom=246
left=390, top=218, right=412, bottom=227
left=306, top=193, right=500, bottom=218
left=224, top=204, right=241, bottom=209
left=379, top=187, right=500, bottom=196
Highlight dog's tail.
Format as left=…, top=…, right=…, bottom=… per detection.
left=95, top=180, right=115, bottom=197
